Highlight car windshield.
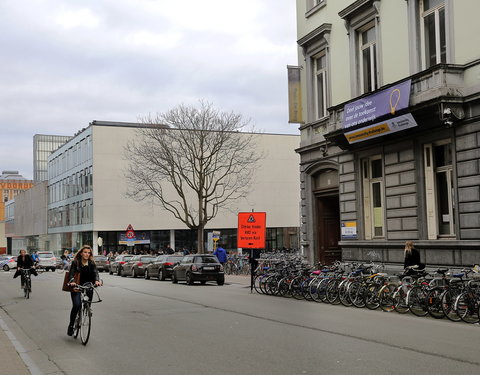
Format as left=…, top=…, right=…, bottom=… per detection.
left=94, top=256, right=107, bottom=260
left=39, top=253, right=54, bottom=258
left=140, top=256, right=155, bottom=262
left=167, top=256, right=183, bottom=262
left=195, top=256, right=218, bottom=264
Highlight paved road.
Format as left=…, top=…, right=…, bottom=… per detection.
left=0, top=270, right=479, bottom=375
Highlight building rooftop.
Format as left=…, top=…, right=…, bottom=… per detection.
left=0, top=171, right=28, bottom=180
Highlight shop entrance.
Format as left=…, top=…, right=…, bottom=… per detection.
left=315, top=193, right=341, bottom=265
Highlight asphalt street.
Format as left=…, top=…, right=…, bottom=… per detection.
left=0, top=270, right=479, bottom=375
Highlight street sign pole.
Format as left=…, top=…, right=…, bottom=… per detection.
left=237, top=212, right=266, bottom=293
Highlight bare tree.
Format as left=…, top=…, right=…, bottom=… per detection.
left=124, top=102, right=262, bottom=253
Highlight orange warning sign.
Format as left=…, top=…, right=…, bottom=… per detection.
left=237, top=212, right=266, bottom=249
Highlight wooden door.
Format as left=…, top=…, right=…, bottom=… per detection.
left=316, top=195, right=341, bottom=265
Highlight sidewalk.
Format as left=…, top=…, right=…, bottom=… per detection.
left=0, top=318, right=31, bottom=375
left=225, top=274, right=252, bottom=286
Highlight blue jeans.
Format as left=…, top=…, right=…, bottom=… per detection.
left=69, top=290, right=93, bottom=326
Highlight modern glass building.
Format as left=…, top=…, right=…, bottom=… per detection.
left=33, top=134, right=72, bottom=183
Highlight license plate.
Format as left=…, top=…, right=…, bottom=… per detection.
left=203, top=267, right=215, bottom=270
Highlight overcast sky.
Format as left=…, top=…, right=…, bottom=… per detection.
left=0, top=0, right=298, bottom=180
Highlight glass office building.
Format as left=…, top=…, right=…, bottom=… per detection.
left=33, top=134, right=72, bottom=183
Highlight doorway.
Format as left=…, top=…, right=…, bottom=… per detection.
left=315, top=194, right=341, bottom=265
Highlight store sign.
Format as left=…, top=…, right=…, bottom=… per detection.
left=344, top=113, right=418, bottom=144
left=118, top=231, right=150, bottom=245
left=343, top=80, right=411, bottom=129
left=341, top=221, right=357, bottom=239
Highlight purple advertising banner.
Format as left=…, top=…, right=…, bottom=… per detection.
left=343, top=79, right=411, bottom=129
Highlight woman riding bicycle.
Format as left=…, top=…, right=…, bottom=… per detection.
left=67, top=245, right=101, bottom=336
left=13, top=249, right=38, bottom=288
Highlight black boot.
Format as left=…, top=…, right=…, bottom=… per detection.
left=67, top=324, right=74, bottom=336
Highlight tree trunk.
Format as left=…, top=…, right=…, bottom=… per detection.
left=197, top=224, right=205, bottom=254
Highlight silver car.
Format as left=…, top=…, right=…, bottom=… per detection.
left=37, top=251, right=57, bottom=272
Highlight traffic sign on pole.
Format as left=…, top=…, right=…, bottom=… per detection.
left=237, top=212, right=266, bottom=249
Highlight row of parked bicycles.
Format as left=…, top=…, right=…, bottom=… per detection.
left=253, top=257, right=480, bottom=324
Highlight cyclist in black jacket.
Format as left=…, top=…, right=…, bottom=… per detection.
left=67, top=245, right=101, bottom=336
left=13, top=249, right=38, bottom=288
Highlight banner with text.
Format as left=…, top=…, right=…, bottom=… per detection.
left=344, top=113, right=418, bottom=144
left=343, top=80, right=411, bottom=129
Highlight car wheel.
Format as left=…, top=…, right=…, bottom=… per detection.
left=145, top=269, right=150, bottom=279
left=200, top=281, right=207, bottom=285
left=3, top=265, right=9, bottom=271
left=186, top=272, right=194, bottom=285
left=109, top=269, right=113, bottom=275
left=132, top=268, right=136, bottom=278
left=117, top=267, right=122, bottom=276
left=172, top=272, right=178, bottom=284
left=159, top=269, right=166, bottom=281
left=121, top=268, right=127, bottom=277
left=217, top=277, right=225, bottom=286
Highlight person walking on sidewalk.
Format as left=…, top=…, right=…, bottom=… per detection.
left=214, top=246, right=227, bottom=266
left=66, top=245, right=101, bottom=336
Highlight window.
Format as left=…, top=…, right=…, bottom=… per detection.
left=309, top=0, right=324, bottom=10
left=424, top=141, right=455, bottom=238
left=306, top=0, right=326, bottom=16
left=313, top=51, right=328, bottom=119
left=339, top=2, right=381, bottom=96
left=420, top=0, right=446, bottom=69
left=297, top=23, right=331, bottom=124
left=359, top=22, right=378, bottom=94
left=362, top=156, right=385, bottom=239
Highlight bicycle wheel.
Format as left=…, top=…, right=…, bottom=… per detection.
left=455, top=292, right=479, bottom=324
left=426, top=287, right=445, bottom=319
left=290, top=277, right=305, bottom=300
left=441, top=289, right=461, bottom=322
left=318, top=278, right=331, bottom=303
left=393, top=285, right=409, bottom=314
left=302, top=278, right=314, bottom=301
left=348, top=281, right=367, bottom=308
left=407, top=286, right=428, bottom=317
left=277, top=278, right=292, bottom=298
left=80, top=304, right=92, bottom=345
left=379, top=283, right=397, bottom=312
left=338, top=280, right=353, bottom=307
left=309, top=278, right=323, bottom=302
left=326, top=279, right=341, bottom=305
left=253, top=275, right=264, bottom=294
left=364, top=284, right=381, bottom=310
left=24, top=283, right=30, bottom=299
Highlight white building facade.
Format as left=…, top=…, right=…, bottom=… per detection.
left=45, top=121, right=300, bottom=254
left=295, top=0, right=480, bottom=265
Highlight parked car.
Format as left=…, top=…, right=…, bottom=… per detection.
left=121, top=255, right=156, bottom=278
left=109, top=255, right=134, bottom=276
left=93, top=255, right=109, bottom=272
left=145, top=254, right=184, bottom=280
left=1, top=256, right=17, bottom=271
left=1, top=255, right=17, bottom=271
left=37, top=251, right=57, bottom=272
left=172, top=254, right=225, bottom=285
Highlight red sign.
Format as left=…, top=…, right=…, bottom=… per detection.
left=237, top=212, right=266, bottom=249
left=126, top=224, right=135, bottom=239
